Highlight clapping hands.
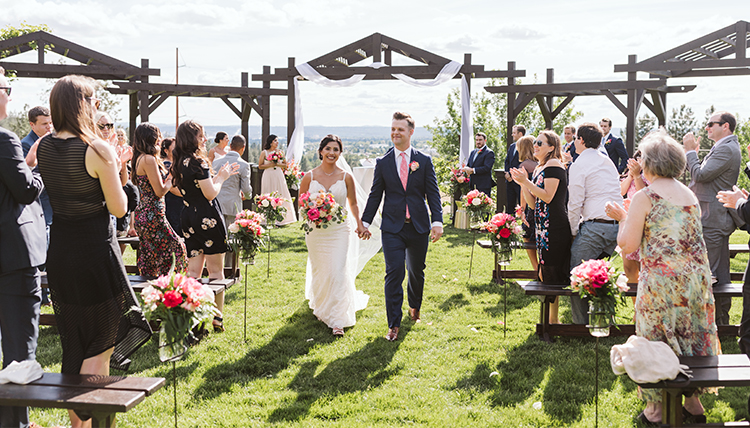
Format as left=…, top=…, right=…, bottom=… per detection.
left=717, top=186, right=749, bottom=209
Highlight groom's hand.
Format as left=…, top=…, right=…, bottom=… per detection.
left=430, top=225, right=443, bottom=243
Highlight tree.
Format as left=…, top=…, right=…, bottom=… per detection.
left=0, top=105, right=31, bottom=137
left=736, top=115, right=750, bottom=191
left=666, top=104, right=697, bottom=142
left=1, top=22, right=53, bottom=78
left=635, top=113, right=657, bottom=146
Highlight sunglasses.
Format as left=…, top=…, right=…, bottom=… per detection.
left=707, top=120, right=725, bottom=128
left=98, top=123, right=114, bottom=130
left=0, top=87, right=11, bottom=96
left=86, top=96, right=101, bottom=109
left=534, top=140, right=544, bottom=147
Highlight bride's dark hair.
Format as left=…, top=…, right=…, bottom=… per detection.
left=318, top=134, right=343, bottom=160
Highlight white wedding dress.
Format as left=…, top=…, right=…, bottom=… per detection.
left=304, top=171, right=369, bottom=329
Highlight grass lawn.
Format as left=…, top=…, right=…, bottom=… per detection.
left=31, top=224, right=750, bottom=427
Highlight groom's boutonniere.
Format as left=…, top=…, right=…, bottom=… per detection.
left=605, top=139, right=612, bottom=146
left=409, top=161, right=419, bottom=172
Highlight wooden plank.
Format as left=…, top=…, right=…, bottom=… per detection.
left=679, top=354, right=750, bottom=369
left=0, top=384, right=144, bottom=413
left=31, top=373, right=165, bottom=396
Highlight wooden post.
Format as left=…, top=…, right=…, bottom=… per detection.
left=625, top=55, right=637, bottom=155
left=506, top=61, right=517, bottom=148
left=129, top=92, right=138, bottom=142
left=240, top=72, right=250, bottom=159
left=138, top=59, right=150, bottom=123
left=545, top=68, right=554, bottom=130
left=261, top=65, right=271, bottom=145
left=287, top=57, right=296, bottom=146
left=373, top=34, right=382, bottom=63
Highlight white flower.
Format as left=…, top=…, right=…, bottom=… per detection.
left=189, top=227, right=195, bottom=234
left=228, top=223, right=240, bottom=233
left=472, top=198, right=481, bottom=206
left=261, top=199, right=270, bottom=207
left=201, top=225, right=208, bottom=230
left=183, top=232, right=190, bottom=238
left=205, top=240, right=213, bottom=247
left=190, top=250, right=200, bottom=258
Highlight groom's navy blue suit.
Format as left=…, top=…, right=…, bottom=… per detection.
left=362, top=147, right=442, bottom=328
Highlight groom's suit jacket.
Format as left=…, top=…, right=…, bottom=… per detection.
left=362, top=147, right=442, bottom=235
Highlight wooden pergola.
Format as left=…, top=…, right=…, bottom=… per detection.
left=0, top=31, right=284, bottom=145
left=251, top=32, right=526, bottom=144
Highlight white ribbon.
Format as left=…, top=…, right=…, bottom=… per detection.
left=391, top=60, right=462, bottom=87
left=296, top=62, right=366, bottom=87
left=286, top=78, right=305, bottom=162
left=459, top=74, right=473, bottom=165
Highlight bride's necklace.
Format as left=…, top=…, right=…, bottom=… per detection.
left=321, top=168, right=336, bottom=176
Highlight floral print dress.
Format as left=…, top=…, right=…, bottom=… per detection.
left=179, top=156, right=230, bottom=256
left=133, top=171, right=189, bottom=276
left=636, top=187, right=720, bottom=402
left=532, top=165, right=571, bottom=282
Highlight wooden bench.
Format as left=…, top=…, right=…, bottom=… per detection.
left=522, top=281, right=742, bottom=342
left=476, top=239, right=536, bottom=282
left=39, top=274, right=233, bottom=327
left=636, top=354, right=750, bottom=427
left=730, top=243, right=749, bottom=258
left=0, top=373, right=164, bottom=428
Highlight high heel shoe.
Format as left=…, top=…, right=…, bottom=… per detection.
left=213, top=316, right=225, bottom=333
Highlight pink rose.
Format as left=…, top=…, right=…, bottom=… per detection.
left=499, top=228, right=511, bottom=238
left=307, top=207, right=320, bottom=221
left=163, top=290, right=183, bottom=308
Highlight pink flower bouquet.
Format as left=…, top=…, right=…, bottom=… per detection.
left=266, top=151, right=284, bottom=163
left=449, top=165, right=470, bottom=195
left=254, top=192, right=288, bottom=225
left=480, top=212, right=523, bottom=250
left=227, top=210, right=265, bottom=260
left=461, top=189, right=494, bottom=214
left=284, top=160, right=304, bottom=189
left=299, top=190, right=346, bottom=233
left=569, top=259, right=628, bottom=327
left=137, top=271, right=218, bottom=360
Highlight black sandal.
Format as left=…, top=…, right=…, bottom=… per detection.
left=213, top=316, right=225, bottom=333
left=682, top=407, right=706, bottom=424
left=636, top=411, right=658, bottom=427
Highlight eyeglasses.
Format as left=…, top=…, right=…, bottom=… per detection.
left=534, top=140, right=544, bottom=147
left=98, top=123, right=114, bottom=130
left=0, top=87, right=11, bottom=95
left=86, top=96, right=101, bottom=109
left=707, top=120, right=725, bottom=128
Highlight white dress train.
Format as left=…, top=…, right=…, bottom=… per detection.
left=304, top=172, right=369, bottom=329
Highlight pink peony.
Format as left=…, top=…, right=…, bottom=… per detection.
left=499, top=228, right=511, bottom=238
left=308, top=207, right=320, bottom=221
left=163, top=290, right=183, bottom=308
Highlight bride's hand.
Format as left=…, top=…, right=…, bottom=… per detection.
left=357, top=225, right=371, bottom=240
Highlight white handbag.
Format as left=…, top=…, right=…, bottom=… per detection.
left=610, top=335, right=691, bottom=383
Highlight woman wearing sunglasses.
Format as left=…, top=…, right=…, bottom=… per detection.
left=510, top=131, right=572, bottom=297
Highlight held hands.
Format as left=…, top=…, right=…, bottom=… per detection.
left=430, top=225, right=443, bottom=243
left=604, top=201, right=627, bottom=222
left=357, top=225, right=371, bottom=240
left=683, top=132, right=700, bottom=152
left=717, top=186, right=749, bottom=208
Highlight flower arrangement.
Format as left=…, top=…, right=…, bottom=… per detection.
left=266, top=151, right=284, bottom=163
left=298, top=190, right=347, bottom=233
left=480, top=211, right=523, bottom=249
left=254, top=192, right=288, bottom=225
left=449, top=164, right=471, bottom=196
left=227, top=210, right=266, bottom=261
left=461, top=189, right=494, bottom=214
left=409, top=161, right=419, bottom=172
left=569, top=259, right=628, bottom=327
left=138, top=271, right=218, bottom=360
left=284, top=160, right=304, bottom=190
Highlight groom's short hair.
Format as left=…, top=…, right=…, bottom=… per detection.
left=393, top=111, right=415, bottom=129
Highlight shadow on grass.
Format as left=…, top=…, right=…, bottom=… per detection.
left=267, top=229, right=307, bottom=253
left=439, top=293, right=471, bottom=312
left=440, top=226, right=477, bottom=248
left=482, top=284, right=537, bottom=317
left=452, top=335, right=630, bottom=425
left=267, top=323, right=412, bottom=423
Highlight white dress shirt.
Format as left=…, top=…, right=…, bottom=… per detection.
left=567, top=148, right=623, bottom=235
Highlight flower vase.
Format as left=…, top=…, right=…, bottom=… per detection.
left=469, top=211, right=485, bottom=230
left=159, top=325, right=186, bottom=362
left=241, top=252, right=255, bottom=265
left=496, top=240, right=513, bottom=266
left=587, top=301, right=610, bottom=337
left=454, top=208, right=469, bottom=229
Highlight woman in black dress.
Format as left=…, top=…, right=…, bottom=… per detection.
left=37, top=75, right=151, bottom=428
left=510, top=131, right=571, bottom=323
left=170, top=120, right=238, bottom=331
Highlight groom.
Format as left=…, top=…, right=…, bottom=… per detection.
left=361, top=112, right=443, bottom=341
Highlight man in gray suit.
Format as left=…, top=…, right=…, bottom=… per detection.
left=0, top=71, right=47, bottom=427
left=683, top=111, right=741, bottom=325
left=213, top=134, right=252, bottom=230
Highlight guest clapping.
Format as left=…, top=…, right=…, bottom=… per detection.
left=606, top=129, right=719, bottom=425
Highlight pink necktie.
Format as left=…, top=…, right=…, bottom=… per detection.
left=400, top=152, right=410, bottom=219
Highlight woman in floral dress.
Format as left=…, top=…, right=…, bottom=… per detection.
left=132, top=123, right=188, bottom=277
left=170, top=120, right=239, bottom=331
left=606, top=129, right=719, bottom=426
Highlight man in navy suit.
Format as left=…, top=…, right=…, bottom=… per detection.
left=503, top=125, right=524, bottom=213
left=462, top=132, right=496, bottom=196
left=600, top=118, right=629, bottom=173
left=362, top=112, right=443, bottom=341
left=0, top=72, right=47, bottom=428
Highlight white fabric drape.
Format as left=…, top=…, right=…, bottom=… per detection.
left=391, top=60, right=462, bottom=87
left=296, top=62, right=366, bottom=87
left=286, top=78, right=305, bottom=162
left=459, top=74, right=473, bottom=165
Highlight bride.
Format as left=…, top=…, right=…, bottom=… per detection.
left=299, top=134, right=374, bottom=336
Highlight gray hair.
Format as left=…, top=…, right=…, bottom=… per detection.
left=639, top=128, right=686, bottom=179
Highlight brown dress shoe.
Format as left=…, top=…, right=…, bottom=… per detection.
left=409, top=308, right=421, bottom=322
left=386, top=327, right=399, bottom=341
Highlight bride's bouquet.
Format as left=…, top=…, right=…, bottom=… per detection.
left=254, top=192, right=288, bottom=225
left=299, top=190, right=346, bottom=233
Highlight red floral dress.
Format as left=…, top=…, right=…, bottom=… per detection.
left=133, top=172, right=189, bottom=277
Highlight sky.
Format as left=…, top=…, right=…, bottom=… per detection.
left=4, top=0, right=750, bottom=136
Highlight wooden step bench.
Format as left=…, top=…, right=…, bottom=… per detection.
left=0, top=373, right=164, bottom=428
left=730, top=243, right=749, bottom=258
left=636, top=354, right=750, bottom=427
left=522, top=281, right=742, bottom=342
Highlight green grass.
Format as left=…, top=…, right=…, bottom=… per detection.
left=31, top=225, right=750, bottom=427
